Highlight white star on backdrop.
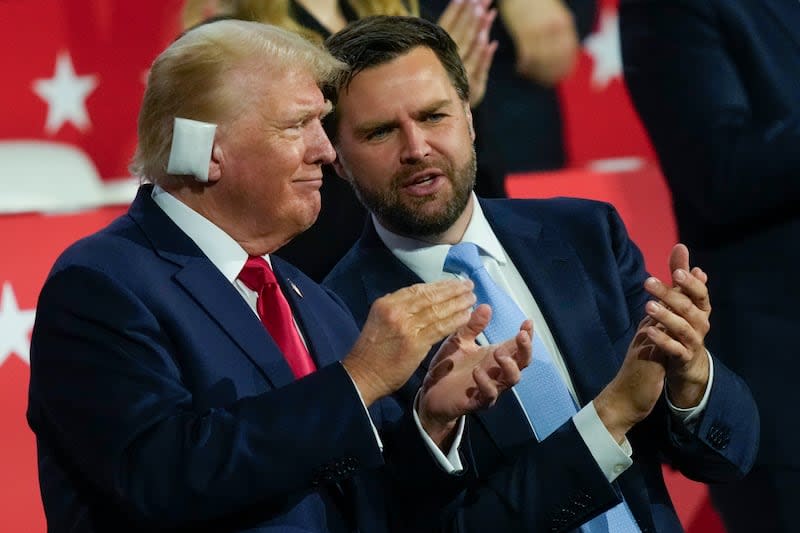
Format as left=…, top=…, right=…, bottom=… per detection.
left=583, top=9, right=622, bottom=90
left=32, top=51, right=99, bottom=134
left=0, top=282, right=36, bottom=366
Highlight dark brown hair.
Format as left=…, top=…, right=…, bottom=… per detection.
left=323, top=16, right=469, bottom=136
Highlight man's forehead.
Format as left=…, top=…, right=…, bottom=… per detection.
left=339, top=70, right=455, bottom=116
left=346, top=49, right=450, bottom=92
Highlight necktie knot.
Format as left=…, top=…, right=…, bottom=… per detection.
left=444, top=242, right=484, bottom=276
left=238, top=256, right=277, bottom=293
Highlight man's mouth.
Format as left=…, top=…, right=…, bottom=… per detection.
left=401, top=169, right=446, bottom=196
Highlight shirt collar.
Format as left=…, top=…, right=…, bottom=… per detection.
left=151, top=185, right=268, bottom=281
left=373, top=193, right=508, bottom=282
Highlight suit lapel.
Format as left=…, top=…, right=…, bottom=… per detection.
left=129, top=186, right=296, bottom=389
left=272, top=259, right=340, bottom=370
left=480, top=200, right=619, bottom=406
left=357, top=220, right=427, bottom=306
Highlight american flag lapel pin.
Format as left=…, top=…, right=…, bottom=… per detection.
left=289, top=279, right=303, bottom=298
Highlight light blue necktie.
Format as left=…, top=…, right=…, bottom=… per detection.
left=444, top=242, right=640, bottom=533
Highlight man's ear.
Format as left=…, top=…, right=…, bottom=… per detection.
left=207, top=143, right=223, bottom=183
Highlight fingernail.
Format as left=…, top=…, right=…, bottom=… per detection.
left=673, top=269, right=686, bottom=282
left=645, top=277, right=659, bottom=288
left=647, top=301, right=662, bottom=313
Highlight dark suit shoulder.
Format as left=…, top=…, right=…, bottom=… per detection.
left=49, top=213, right=155, bottom=279
left=480, top=196, right=626, bottom=243
left=481, top=195, right=616, bottom=218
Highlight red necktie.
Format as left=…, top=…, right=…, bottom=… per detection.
left=238, top=256, right=316, bottom=378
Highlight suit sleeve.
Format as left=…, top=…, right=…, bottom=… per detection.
left=443, top=418, right=622, bottom=533
left=620, top=0, right=800, bottom=232
left=28, top=265, right=384, bottom=528
left=659, top=355, right=759, bottom=482
left=598, top=201, right=761, bottom=481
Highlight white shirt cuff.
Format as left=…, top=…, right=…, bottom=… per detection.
left=665, top=349, right=715, bottom=428
left=413, top=392, right=466, bottom=473
left=341, top=362, right=383, bottom=451
left=574, top=402, right=633, bottom=482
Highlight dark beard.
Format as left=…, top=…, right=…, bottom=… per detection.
left=351, top=148, right=477, bottom=238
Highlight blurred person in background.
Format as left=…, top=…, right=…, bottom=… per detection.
left=620, top=1, right=800, bottom=531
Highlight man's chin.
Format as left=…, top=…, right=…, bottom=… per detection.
left=294, top=203, right=322, bottom=233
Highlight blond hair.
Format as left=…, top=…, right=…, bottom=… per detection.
left=130, top=19, right=346, bottom=185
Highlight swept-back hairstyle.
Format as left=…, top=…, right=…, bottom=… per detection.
left=130, top=19, right=345, bottom=185
left=322, top=15, right=469, bottom=137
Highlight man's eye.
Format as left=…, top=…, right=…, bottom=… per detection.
left=366, top=127, right=390, bottom=141
left=425, top=113, right=446, bottom=122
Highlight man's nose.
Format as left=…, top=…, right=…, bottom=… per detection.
left=399, top=123, right=431, bottom=164
left=307, top=121, right=336, bottom=165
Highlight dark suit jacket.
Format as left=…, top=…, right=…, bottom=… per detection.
left=620, top=0, right=800, bottom=467
left=26, top=185, right=450, bottom=532
left=324, top=198, right=759, bottom=532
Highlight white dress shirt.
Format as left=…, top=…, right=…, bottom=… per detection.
left=373, top=193, right=714, bottom=481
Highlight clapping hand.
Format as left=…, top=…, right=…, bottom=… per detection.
left=438, top=0, right=499, bottom=107
left=417, top=304, right=532, bottom=448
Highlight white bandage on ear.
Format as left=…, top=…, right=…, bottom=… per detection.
left=166, top=117, right=217, bottom=182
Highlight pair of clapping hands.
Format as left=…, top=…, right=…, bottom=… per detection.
left=343, top=244, right=712, bottom=446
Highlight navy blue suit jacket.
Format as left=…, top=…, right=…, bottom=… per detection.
left=27, top=186, right=449, bottom=532
left=620, top=0, right=800, bottom=467
left=324, top=198, right=759, bottom=532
